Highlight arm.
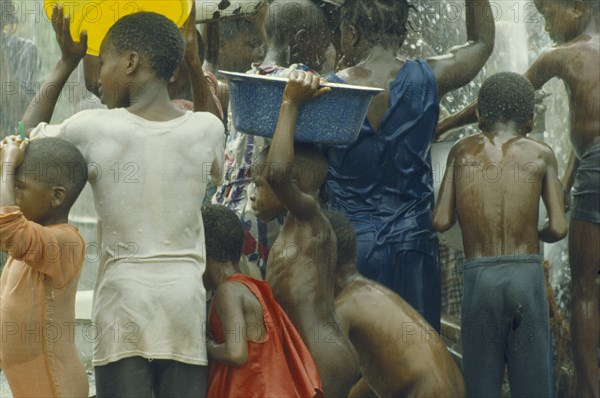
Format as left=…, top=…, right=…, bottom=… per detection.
left=21, top=6, right=87, bottom=132
left=207, top=282, right=248, bottom=366
left=0, top=136, right=28, bottom=207
left=202, top=21, right=219, bottom=74
left=436, top=48, right=562, bottom=141
left=538, top=147, right=568, bottom=242
left=264, top=71, right=329, bottom=220
left=0, top=137, right=82, bottom=282
left=560, top=149, right=579, bottom=212
left=182, top=4, right=223, bottom=120
left=433, top=144, right=458, bottom=231
left=428, top=0, right=495, bottom=98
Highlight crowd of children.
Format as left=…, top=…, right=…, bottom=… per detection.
left=0, top=0, right=597, bottom=396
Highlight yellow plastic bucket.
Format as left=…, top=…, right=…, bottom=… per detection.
left=44, top=0, right=193, bottom=56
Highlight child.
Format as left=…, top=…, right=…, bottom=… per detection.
left=250, top=70, right=359, bottom=397
left=326, top=210, right=465, bottom=398
left=0, top=136, right=89, bottom=397
left=437, top=1, right=599, bottom=394
left=323, top=0, right=495, bottom=332
left=22, top=7, right=224, bottom=398
left=433, top=72, right=568, bottom=397
left=213, top=0, right=337, bottom=279
left=201, top=204, right=323, bottom=397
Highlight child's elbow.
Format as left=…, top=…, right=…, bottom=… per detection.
left=228, top=349, right=248, bottom=367
left=550, top=220, right=568, bottom=241
left=433, top=211, right=454, bottom=232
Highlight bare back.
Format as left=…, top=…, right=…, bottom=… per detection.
left=266, top=213, right=359, bottom=397
left=526, top=33, right=600, bottom=157
left=452, top=134, right=552, bottom=258
left=335, top=277, right=464, bottom=397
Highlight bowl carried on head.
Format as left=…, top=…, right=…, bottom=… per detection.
left=221, top=71, right=383, bottom=145
left=44, top=0, right=193, bottom=56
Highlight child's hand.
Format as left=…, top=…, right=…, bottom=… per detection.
left=283, top=71, right=330, bottom=106
left=51, top=5, right=87, bottom=65
left=0, top=136, right=29, bottom=169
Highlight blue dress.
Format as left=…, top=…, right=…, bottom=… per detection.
left=324, top=60, right=441, bottom=331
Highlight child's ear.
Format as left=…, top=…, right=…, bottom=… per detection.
left=476, top=109, right=486, bottom=131
left=50, top=186, right=67, bottom=208
left=573, top=0, right=585, bottom=17
left=350, top=24, right=361, bottom=48
left=521, top=114, right=535, bottom=135
left=125, top=52, right=140, bottom=75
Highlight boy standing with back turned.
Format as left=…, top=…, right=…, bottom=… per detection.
left=436, top=2, right=599, bottom=393
left=433, top=72, right=567, bottom=397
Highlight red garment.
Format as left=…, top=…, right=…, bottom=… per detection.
left=207, top=274, right=323, bottom=398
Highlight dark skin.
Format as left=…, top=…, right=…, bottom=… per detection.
left=433, top=117, right=568, bottom=257
left=260, top=0, right=332, bottom=72
left=337, top=0, right=495, bottom=133
left=334, top=258, right=466, bottom=397
left=77, top=3, right=223, bottom=119
left=250, top=71, right=359, bottom=397
left=436, top=2, right=599, bottom=395
left=202, top=258, right=267, bottom=367
left=0, top=136, right=68, bottom=226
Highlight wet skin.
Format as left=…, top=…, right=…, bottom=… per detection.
left=335, top=272, right=465, bottom=397
left=251, top=71, right=359, bottom=397
left=434, top=130, right=567, bottom=258
left=436, top=3, right=599, bottom=394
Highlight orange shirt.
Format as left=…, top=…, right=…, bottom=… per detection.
left=0, top=207, right=88, bottom=397
left=207, top=274, right=323, bottom=398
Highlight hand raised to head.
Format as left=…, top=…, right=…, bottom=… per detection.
left=283, top=71, right=330, bottom=106
left=0, top=135, right=29, bottom=168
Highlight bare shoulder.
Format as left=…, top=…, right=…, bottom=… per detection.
left=448, top=134, right=485, bottom=159
left=515, top=137, right=557, bottom=164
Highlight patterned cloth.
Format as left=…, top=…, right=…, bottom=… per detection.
left=440, top=244, right=464, bottom=318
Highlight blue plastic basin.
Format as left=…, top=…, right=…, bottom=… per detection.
left=221, top=71, right=383, bottom=145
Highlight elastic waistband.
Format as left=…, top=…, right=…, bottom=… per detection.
left=464, top=254, right=541, bottom=269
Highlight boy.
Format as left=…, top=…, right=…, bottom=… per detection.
left=251, top=70, right=359, bottom=397
left=22, top=7, right=224, bottom=397
left=0, top=136, right=89, bottom=397
left=201, top=204, right=323, bottom=397
left=326, top=210, right=465, bottom=398
left=324, top=0, right=495, bottom=332
left=436, top=2, right=599, bottom=394
left=433, top=72, right=568, bottom=397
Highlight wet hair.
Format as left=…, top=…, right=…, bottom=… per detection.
left=264, top=0, right=335, bottom=70
left=17, top=138, right=88, bottom=208
left=202, top=204, right=244, bottom=265
left=324, top=210, right=357, bottom=267
left=256, top=143, right=328, bottom=191
left=105, top=12, right=185, bottom=81
left=477, top=72, right=535, bottom=129
left=341, top=0, right=410, bottom=47
left=220, top=16, right=260, bottom=40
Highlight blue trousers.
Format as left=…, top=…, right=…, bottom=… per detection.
left=461, top=255, right=551, bottom=398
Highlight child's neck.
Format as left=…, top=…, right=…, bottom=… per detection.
left=341, top=45, right=402, bottom=87
left=127, top=79, right=184, bottom=122
left=334, top=263, right=362, bottom=295
left=40, top=212, right=69, bottom=227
